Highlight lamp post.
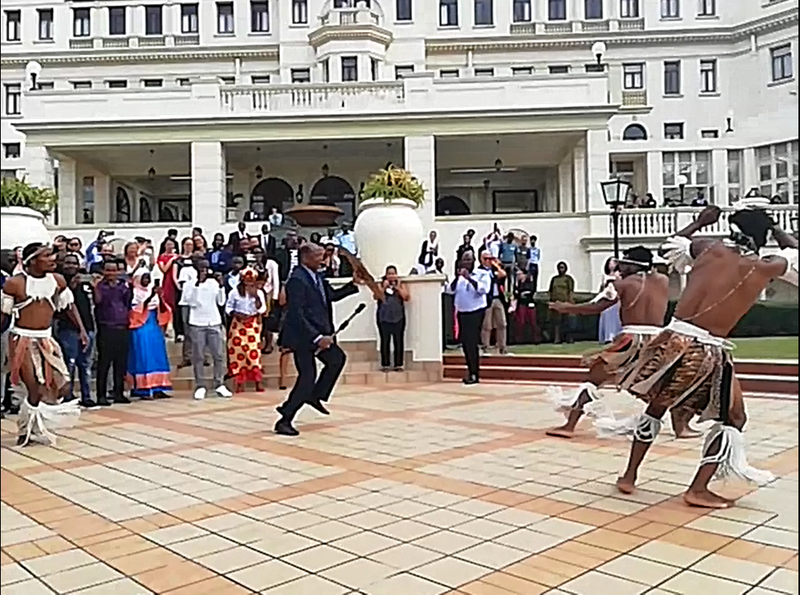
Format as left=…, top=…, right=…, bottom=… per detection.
left=591, top=41, right=607, bottom=69
left=24, top=61, right=42, bottom=91
left=677, top=174, right=689, bottom=204
left=600, top=178, right=632, bottom=259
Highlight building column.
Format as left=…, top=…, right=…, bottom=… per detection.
left=403, top=135, right=436, bottom=232
left=572, top=140, right=587, bottom=214
left=646, top=151, right=663, bottom=204
left=558, top=155, right=574, bottom=213
left=95, top=174, right=111, bottom=224
left=191, top=141, right=226, bottom=232
left=712, top=149, right=728, bottom=206
left=25, top=144, right=58, bottom=223
left=742, top=147, right=758, bottom=194
left=58, top=158, right=78, bottom=226
left=585, top=129, right=609, bottom=212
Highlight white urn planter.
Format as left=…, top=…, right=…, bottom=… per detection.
left=0, top=206, right=50, bottom=250
left=354, top=198, right=424, bottom=277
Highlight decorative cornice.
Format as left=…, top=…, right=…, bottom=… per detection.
left=308, top=24, right=393, bottom=49
left=0, top=45, right=280, bottom=67
left=425, top=8, right=798, bottom=54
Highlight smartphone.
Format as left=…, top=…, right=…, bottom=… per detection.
left=153, top=279, right=161, bottom=287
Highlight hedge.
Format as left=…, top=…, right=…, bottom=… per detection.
left=441, top=293, right=798, bottom=346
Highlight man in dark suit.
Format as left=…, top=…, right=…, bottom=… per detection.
left=275, top=243, right=361, bottom=436
left=257, top=223, right=277, bottom=258
left=227, top=222, right=247, bottom=256
left=275, top=231, right=300, bottom=283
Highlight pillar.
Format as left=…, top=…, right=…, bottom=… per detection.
left=95, top=174, right=111, bottom=224
left=558, top=156, right=574, bottom=213
left=25, top=144, right=57, bottom=223
left=712, top=149, right=728, bottom=206
left=191, top=141, right=226, bottom=232
left=403, top=135, right=436, bottom=232
left=585, top=129, right=609, bottom=211
left=57, top=158, right=78, bottom=226
left=742, top=147, right=757, bottom=194
left=646, top=150, right=663, bottom=203
left=572, top=140, right=587, bottom=214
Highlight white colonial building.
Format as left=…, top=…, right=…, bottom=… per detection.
left=1, top=0, right=798, bottom=290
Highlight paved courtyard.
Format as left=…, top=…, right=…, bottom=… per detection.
left=1, top=382, right=797, bottom=595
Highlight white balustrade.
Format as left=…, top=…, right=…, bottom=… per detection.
left=544, top=22, right=572, bottom=33
left=319, top=7, right=380, bottom=26
left=617, top=17, right=645, bottom=30
left=102, top=37, right=130, bottom=48
left=221, top=82, right=405, bottom=112
left=616, top=210, right=678, bottom=237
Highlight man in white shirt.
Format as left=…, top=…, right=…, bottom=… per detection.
left=451, top=251, right=491, bottom=385
left=182, top=259, right=232, bottom=400
left=177, top=254, right=199, bottom=367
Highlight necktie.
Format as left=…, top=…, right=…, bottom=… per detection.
left=314, top=272, right=327, bottom=304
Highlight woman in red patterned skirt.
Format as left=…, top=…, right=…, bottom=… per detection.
left=224, top=267, right=267, bottom=393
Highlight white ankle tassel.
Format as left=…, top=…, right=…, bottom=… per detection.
left=700, top=423, right=775, bottom=487
left=633, top=413, right=662, bottom=443
left=17, top=399, right=81, bottom=447
left=593, top=413, right=639, bottom=439
left=547, top=382, right=597, bottom=415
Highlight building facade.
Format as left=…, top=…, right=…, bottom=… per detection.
left=1, top=0, right=798, bottom=290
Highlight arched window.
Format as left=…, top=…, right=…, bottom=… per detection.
left=309, top=175, right=356, bottom=222
left=436, top=195, right=470, bottom=216
left=250, top=177, right=294, bottom=218
left=115, top=187, right=131, bottom=222
left=622, top=123, right=648, bottom=141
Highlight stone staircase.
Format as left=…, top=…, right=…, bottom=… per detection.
left=167, top=340, right=442, bottom=390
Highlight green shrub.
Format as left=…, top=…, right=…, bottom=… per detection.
left=0, top=177, right=58, bottom=216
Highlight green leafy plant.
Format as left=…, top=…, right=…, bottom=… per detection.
left=361, top=165, right=425, bottom=208
left=0, top=177, right=58, bottom=216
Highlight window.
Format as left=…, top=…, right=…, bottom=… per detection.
left=620, top=0, right=639, bottom=17
left=371, top=58, right=379, bottom=81
left=440, top=0, right=458, bottom=26
left=291, top=68, right=310, bottom=83
left=321, top=59, right=330, bottom=82
left=662, top=151, right=713, bottom=204
left=585, top=0, right=603, bottom=19
left=109, top=6, right=126, bottom=35
left=3, top=143, right=21, bottom=159
left=549, top=65, right=570, bottom=74
left=700, top=129, right=719, bottom=138
left=727, top=149, right=742, bottom=203
left=106, top=80, right=128, bottom=89
left=549, top=0, right=567, bottom=20
left=664, top=123, right=685, bottom=139
left=395, top=65, right=414, bottom=79
left=72, top=81, right=92, bottom=90
left=220, top=76, right=235, bottom=84
left=512, top=66, right=533, bottom=75
left=341, top=57, right=358, bottom=82
left=771, top=45, right=793, bottom=82
left=82, top=177, right=95, bottom=224
left=251, top=1, right=269, bottom=32
left=512, top=0, right=531, bottom=22
left=176, top=77, right=191, bottom=86
left=38, top=82, right=54, bottom=90
left=623, top=63, right=644, bottom=89
left=292, top=0, right=308, bottom=23
left=440, top=69, right=460, bottom=78
left=757, top=141, right=799, bottom=204
left=5, top=10, right=21, bottom=42
left=145, top=5, right=163, bottom=34
left=474, top=67, right=494, bottom=77
left=698, top=0, right=715, bottom=16
left=142, top=79, right=163, bottom=87
left=38, top=9, right=54, bottom=41
left=663, top=61, right=681, bottom=95
left=661, top=0, right=679, bottom=18
left=396, top=0, right=412, bottom=21
left=474, top=0, right=493, bottom=25
left=699, top=59, right=717, bottom=93
left=251, top=75, right=271, bottom=84
left=73, top=8, right=90, bottom=37
left=217, top=2, right=234, bottom=33
left=181, top=4, right=198, bottom=33
left=585, top=63, right=604, bottom=73
left=4, top=83, right=20, bottom=115
left=622, top=124, right=648, bottom=140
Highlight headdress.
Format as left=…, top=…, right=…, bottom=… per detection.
left=618, top=245, right=653, bottom=269
left=240, top=267, right=259, bottom=283
left=22, top=242, right=49, bottom=266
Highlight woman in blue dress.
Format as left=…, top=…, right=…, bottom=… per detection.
left=127, top=270, right=173, bottom=400
left=596, top=257, right=623, bottom=344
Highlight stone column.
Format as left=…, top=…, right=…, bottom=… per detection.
left=403, top=135, right=436, bottom=233
left=558, top=155, right=574, bottom=213
left=95, top=174, right=111, bottom=224
left=191, top=141, right=226, bottom=233
left=572, top=140, right=587, bottom=214
left=646, top=150, right=663, bottom=203
left=712, top=149, right=728, bottom=206
left=742, top=147, right=757, bottom=194
left=57, top=158, right=78, bottom=226
left=585, top=129, right=609, bottom=212
left=25, top=144, right=58, bottom=223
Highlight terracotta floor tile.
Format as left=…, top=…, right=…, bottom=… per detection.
left=480, top=571, right=550, bottom=594
left=629, top=521, right=674, bottom=539
left=163, top=575, right=253, bottom=594
left=85, top=535, right=158, bottom=561
left=3, top=542, right=47, bottom=562
left=659, top=527, right=734, bottom=552
left=747, top=544, right=797, bottom=566
left=71, top=528, right=132, bottom=548
left=716, top=539, right=764, bottom=561
left=32, top=536, right=73, bottom=555
left=503, top=562, right=569, bottom=588
left=106, top=547, right=184, bottom=575
left=134, top=560, right=215, bottom=593
left=458, top=580, right=516, bottom=595
left=575, top=528, right=649, bottom=553
left=559, top=507, right=622, bottom=527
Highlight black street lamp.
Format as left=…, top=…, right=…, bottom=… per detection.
left=600, top=178, right=632, bottom=259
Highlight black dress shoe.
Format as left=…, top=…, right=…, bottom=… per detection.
left=308, top=400, right=330, bottom=415
left=80, top=399, right=98, bottom=408
left=113, top=395, right=131, bottom=404
left=97, top=398, right=112, bottom=407
left=276, top=404, right=286, bottom=416
left=274, top=420, right=299, bottom=436
left=462, top=376, right=479, bottom=385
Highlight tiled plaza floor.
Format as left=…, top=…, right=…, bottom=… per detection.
left=1, top=382, right=797, bottom=595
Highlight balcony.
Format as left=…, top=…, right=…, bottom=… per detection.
left=309, top=5, right=390, bottom=50
left=509, top=17, right=646, bottom=35
left=20, top=72, right=614, bottom=124
left=621, top=89, right=647, bottom=107
left=62, top=33, right=199, bottom=51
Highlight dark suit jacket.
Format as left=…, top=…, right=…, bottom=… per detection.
left=282, top=266, right=358, bottom=351
left=275, top=248, right=297, bottom=282
left=257, top=233, right=277, bottom=258
left=227, top=231, right=246, bottom=255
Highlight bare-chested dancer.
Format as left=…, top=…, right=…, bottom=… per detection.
left=615, top=203, right=797, bottom=508
left=546, top=246, right=699, bottom=440
left=1, top=243, right=88, bottom=446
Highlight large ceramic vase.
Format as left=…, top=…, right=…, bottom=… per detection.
left=354, top=198, right=424, bottom=277
left=0, top=206, right=49, bottom=250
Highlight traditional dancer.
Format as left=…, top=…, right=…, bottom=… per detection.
left=616, top=204, right=797, bottom=508
left=0, top=243, right=88, bottom=446
left=545, top=246, right=698, bottom=439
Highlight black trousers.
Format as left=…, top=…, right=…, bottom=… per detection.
left=280, top=343, right=346, bottom=422
left=458, top=309, right=485, bottom=379
left=96, top=326, right=130, bottom=400
left=378, top=320, right=405, bottom=368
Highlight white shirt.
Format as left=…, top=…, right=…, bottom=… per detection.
left=183, top=279, right=226, bottom=327
left=225, top=287, right=267, bottom=317
left=177, top=266, right=197, bottom=305
left=453, top=268, right=491, bottom=313
left=263, top=259, right=280, bottom=300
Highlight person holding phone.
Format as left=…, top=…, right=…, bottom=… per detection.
left=451, top=251, right=491, bottom=385
left=370, top=265, right=410, bottom=371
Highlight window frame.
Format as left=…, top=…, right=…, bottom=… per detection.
left=663, top=60, right=681, bottom=95
left=72, top=7, right=91, bottom=37
left=4, top=83, right=21, bottom=116
left=216, top=2, right=235, bottom=34
left=5, top=10, right=21, bottom=42
left=512, top=0, right=531, bottom=22
left=108, top=6, right=127, bottom=35
left=250, top=0, right=269, bottom=33
left=106, top=80, right=128, bottom=89
left=439, top=68, right=460, bottom=78
left=439, top=0, right=459, bottom=26
left=341, top=56, right=358, bottom=82
left=619, top=0, right=639, bottom=18
left=727, top=149, right=743, bottom=203
left=585, top=0, right=603, bottom=20
left=697, top=0, right=715, bottom=16
left=180, top=3, right=199, bottom=34
left=663, top=123, right=685, bottom=140
left=396, top=0, right=412, bottom=21
left=37, top=8, right=54, bottom=41
left=474, top=0, right=493, bottom=25
left=473, top=67, right=495, bottom=77
left=142, top=78, right=164, bottom=88
left=395, top=65, right=415, bottom=79
left=770, top=44, right=793, bottom=83
left=3, top=143, right=21, bottom=159
left=511, top=66, right=533, bottom=76
left=756, top=141, right=799, bottom=204
left=291, top=68, right=311, bottom=83
left=699, top=59, right=717, bottom=93
left=662, top=150, right=714, bottom=203
left=548, top=0, right=567, bottom=20
left=144, top=5, right=163, bottom=35
left=622, top=63, right=644, bottom=90
left=292, top=0, right=308, bottom=23
left=660, top=0, right=680, bottom=18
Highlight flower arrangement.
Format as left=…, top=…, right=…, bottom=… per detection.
left=361, top=164, right=425, bottom=208
left=1, top=177, right=58, bottom=216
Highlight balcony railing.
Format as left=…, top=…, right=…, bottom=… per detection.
left=318, top=7, right=380, bottom=26
left=580, top=19, right=610, bottom=32
left=510, top=17, right=646, bottom=34
left=618, top=17, right=645, bottom=30
left=139, top=35, right=166, bottom=47
left=174, top=34, right=200, bottom=46
left=69, top=38, right=93, bottom=49
left=220, top=81, right=405, bottom=112
left=543, top=22, right=572, bottom=33
left=621, top=89, right=647, bottom=107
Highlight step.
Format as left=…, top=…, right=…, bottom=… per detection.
left=166, top=338, right=379, bottom=358
left=170, top=359, right=423, bottom=380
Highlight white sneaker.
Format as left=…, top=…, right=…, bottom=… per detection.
left=215, top=385, right=233, bottom=398
left=193, top=387, right=206, bottom=400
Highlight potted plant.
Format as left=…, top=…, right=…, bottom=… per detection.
left=0, top=177, right=57, bottom=250
left=354, top=165, right=425, bottom=275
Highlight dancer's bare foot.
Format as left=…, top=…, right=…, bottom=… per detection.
left=546, top=426, right=576, bottom=439
left=616, top=475, right=636, bottom=494
left=684, top=489, right=735, bottom=509
left=674, top=426, right=703, bottom=439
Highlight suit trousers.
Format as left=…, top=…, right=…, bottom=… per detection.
left=457, top=309, right=484, bottom=379
left=96, top=326, right=130, bottom=401
left=280, top=343, right=346, bottom=422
